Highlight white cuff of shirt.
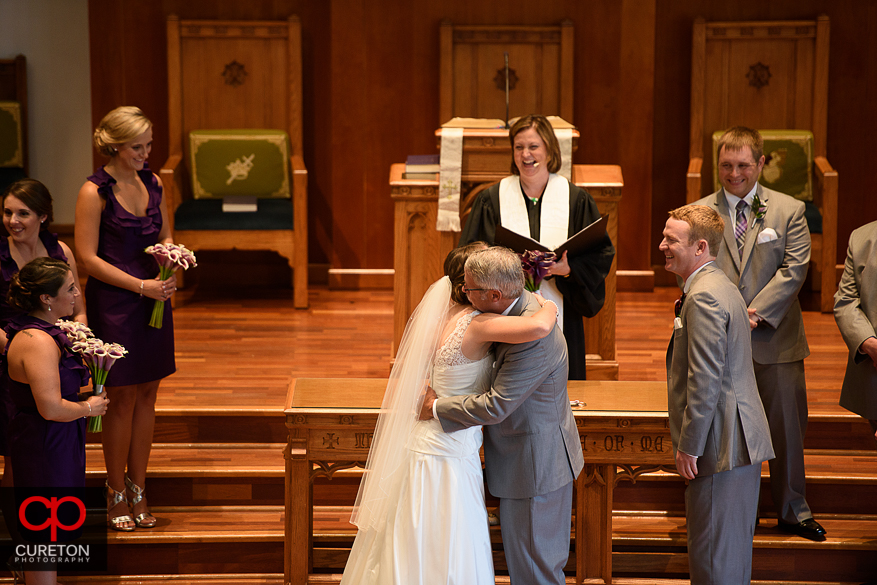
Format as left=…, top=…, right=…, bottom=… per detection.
left=432, top=398, right=439, bottom=420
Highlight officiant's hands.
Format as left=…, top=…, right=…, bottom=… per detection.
left=546, top=250, right=571, bottom=277
left=418, top=386, right=437, bottom=420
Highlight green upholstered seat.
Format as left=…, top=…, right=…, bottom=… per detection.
left=174, top=198, right=293, bottom=231
left=0, top=102, right=23, bottom=168
left=189, top=129, right=290, bottom=199
left=712, top=130, right=821, bottom=233
left=180, top=129, right=293, bottom=231
left=0, top=101, right=26, bottom=194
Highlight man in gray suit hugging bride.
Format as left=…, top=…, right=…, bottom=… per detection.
left=420, top=246, right=584, bottom=585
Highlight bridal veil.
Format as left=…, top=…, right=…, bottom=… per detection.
left=350, top=276, right=452, bottom=529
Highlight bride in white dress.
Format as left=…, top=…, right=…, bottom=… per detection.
left=341, top=244, right=558, bottom=585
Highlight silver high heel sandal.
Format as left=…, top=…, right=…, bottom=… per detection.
left=105, top=481, right=135, bottom=532
left=125, top=476, right=157, bottom=528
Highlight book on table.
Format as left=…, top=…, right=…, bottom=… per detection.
left=440, top=116, right=576, bottom=130
left=406, top=154, right=440, bottom=173
left=402, top=172, right=439, bottom=180
left=495, top=215, right=607, bottom=258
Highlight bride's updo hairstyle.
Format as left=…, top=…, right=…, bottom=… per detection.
left=444, top=241, right=488, bottom=304
left=7, top=258, right=71, bottom=314
left=93, top=106, right=152, bottom=157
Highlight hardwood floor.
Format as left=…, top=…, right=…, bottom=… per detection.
left=161, top=285, right=397, bottom=413
left=167, top=283, right=852, bottom=416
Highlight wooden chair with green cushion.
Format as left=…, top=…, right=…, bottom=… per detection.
left=687, top=16, right=838, bottom=312
left=0, top=56, right=28, bottom=194
left=160, top=17, right=308, bottom=308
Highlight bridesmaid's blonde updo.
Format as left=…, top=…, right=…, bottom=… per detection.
left=443, top=241, right=488, bottom=305
left=7, top=258, right=71, bottom=314
left=93, top=106, right=152, bottom=157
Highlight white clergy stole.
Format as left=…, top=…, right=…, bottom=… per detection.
left=498, top=174, right=570, bottom=329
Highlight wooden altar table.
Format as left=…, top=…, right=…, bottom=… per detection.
left=284, top=378, right=673, bottom=584
left=391, top=161, right=622, bottom=380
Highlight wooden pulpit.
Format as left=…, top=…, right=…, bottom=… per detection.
left=391, top=126, right=621, bottom=379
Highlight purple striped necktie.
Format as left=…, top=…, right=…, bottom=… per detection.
left=735, top=200, right=748, bottom=256
left=674, top=293, right=686, bottom=317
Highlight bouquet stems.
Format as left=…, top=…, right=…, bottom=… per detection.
left=87, top=383, right=104, bottom=433
left=148, top=266, right=174, bottom=329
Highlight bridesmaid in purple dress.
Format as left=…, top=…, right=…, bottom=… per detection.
left=75, top=107, right=176, bottom=532
left=4, top=258, right=108, bottom=585
left=0, top=179, right=87, bottom=489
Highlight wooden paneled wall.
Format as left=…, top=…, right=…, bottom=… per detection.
left=87, top=0, right=875, bottom=286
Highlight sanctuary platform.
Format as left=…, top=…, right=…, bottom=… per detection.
left=0, top=284, right=874, bottom=585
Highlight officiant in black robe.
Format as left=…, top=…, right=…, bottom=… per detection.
left=459, top=115, right=615, bottom=380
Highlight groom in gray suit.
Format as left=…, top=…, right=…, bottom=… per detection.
left=662, top=205, right=774, bottom=584
left=692, top=127, right=825, bottom=541
left=420, top=246, right=584, bottom=585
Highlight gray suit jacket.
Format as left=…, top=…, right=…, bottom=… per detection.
left=436, top=291, right=585, bottom=499
left=694, top=185, right=811, bottom=364
left=666, top=264, right=774, bottom=476
left=834, top=220, right=877, bottom=419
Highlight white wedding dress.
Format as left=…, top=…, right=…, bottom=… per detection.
left=341, top=310, right=495, bottom=585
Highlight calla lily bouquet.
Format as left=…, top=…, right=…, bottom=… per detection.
left=56, top=321, right=127, bottom=433
left=144, top=243, right=197, bottom=329
left=519, top=250, right=557, bottom=292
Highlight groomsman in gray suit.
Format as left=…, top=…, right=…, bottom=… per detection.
left=661, top=205, right=774, bottom=584
left=834, top=220, right=877, bottom=448
left=693, top=126, right=825, bottom=541
left=420, top=246, right=584, bottom=585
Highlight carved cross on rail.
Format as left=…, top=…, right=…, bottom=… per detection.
left=322, top=433, right=339, bottom=449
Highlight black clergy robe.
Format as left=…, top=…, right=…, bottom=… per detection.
left=458, top=180, right=615, bottom=380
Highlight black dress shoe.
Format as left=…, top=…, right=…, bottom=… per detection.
left=777, top=518, right=827, bottom=541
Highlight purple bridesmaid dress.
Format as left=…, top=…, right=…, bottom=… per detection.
left=84, top=165, right=176, bottom=386
left=0, top=231, right=70, bottom=457
left=4, top=316, right=90, bottom=487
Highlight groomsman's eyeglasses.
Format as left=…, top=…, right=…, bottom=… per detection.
left=462, top=287, right=491, bottom=294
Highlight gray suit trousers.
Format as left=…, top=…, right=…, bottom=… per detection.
left=685, top=463, right=761, bottom=584
left=499, top=481, right=573, bottom=585
left=754, top=360, right=811, bottom=523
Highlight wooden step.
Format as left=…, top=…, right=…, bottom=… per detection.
left=86, top=414, right=288, bottom=444
left=81, top=444, right=286, bottom=506
left=804, top=411, right=877, bottom=451
left=1, top=575, right=867, bottom=585
left=288, top=576, right=704, bottom=585
left=615, top=450, right=877, bottom=516
left=613, top=514, right=877, bottom=582
left=102, top=506, right=284, bottom=575
left=121, top=444, right=868, bottom=513
left=85, top=443, right=286, bottom=477
left=81, top=377, right=876, bottom=449
left=46, top=576, right=283, bottom=585
left=309, top=507, right=877, bottom=582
